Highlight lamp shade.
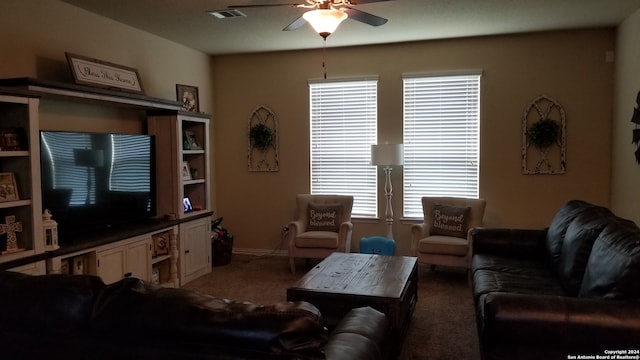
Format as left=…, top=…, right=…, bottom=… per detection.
left=303, top=9, right=347, bottom=38
left=371, top=144, right=404, bottom=166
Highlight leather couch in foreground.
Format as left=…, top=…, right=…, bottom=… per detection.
left=471, top=200, right=640, bottom=360
left=0, top=271, right=389, bottom=360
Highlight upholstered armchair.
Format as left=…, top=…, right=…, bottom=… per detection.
left=411, top=196, right=486, bottom=271
left=287, top=194, right=354, bottom=274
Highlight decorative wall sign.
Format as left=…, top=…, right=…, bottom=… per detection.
left=522, top=95, right=566, bottom=174
left=248, top=105, right=279, bottom=172
left=66, top=52, right=144, bottom=94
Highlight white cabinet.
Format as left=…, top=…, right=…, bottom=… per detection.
left=179, top=217, right=211, bottom=285
left=96, top=236, right=150, bottom=284
left=0, top=93, right=44, bottom=271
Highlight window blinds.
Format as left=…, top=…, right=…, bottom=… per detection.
left=309, top=79, right=378, bottom=217
left=403, top=73, right=481, bottom=218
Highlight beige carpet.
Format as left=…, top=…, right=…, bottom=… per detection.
left=183, top=254, right=481, bottom=360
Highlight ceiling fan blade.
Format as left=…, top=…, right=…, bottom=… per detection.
left=283, top=15, right=308, bottom=31
left=344, top=7, right=387, bottom=26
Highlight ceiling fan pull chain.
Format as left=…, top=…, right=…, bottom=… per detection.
left=322, top=38, right=327, bottom=79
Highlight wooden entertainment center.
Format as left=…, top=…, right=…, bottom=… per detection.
left=0, top=78, right=214, bottom=287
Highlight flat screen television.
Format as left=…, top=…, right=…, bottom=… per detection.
left=40, top=130, right=156, bottom=244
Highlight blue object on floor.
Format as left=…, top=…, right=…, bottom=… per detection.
left=360, top=236, right=396, bottom=255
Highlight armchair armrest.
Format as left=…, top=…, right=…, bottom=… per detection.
left=410, top=223, right=428, bottom=256
left=479, top=292, right=640, bottom=352
left=471, top=227, right=547, bottom=257
left=338, top=221, right=353, bottom=253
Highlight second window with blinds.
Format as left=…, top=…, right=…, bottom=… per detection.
left=403, top=72, right=482, bottom=218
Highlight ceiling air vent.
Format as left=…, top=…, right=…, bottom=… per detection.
left=209, top=9, right=246, bottom=19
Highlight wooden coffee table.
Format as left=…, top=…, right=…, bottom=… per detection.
left=287, top=252, right=418, bottom=356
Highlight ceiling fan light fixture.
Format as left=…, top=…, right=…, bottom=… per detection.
left=303, top=8, right=347, bottom=39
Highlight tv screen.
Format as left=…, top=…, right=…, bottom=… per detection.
left=40, top=131, right=156, bottom=243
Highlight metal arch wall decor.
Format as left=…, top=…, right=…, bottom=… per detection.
left=248, top=105, right=279, bottom=172
left=522, top=95, right=566, bottom=174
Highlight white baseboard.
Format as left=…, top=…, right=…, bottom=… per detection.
left=232, top=247, right=287, bottom=257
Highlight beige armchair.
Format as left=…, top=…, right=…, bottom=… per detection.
left=287, top=194, right=354, bottom=274
left=411, top=196, right=486, bottom=271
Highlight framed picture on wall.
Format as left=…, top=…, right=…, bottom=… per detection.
left=176, top=84, right=199, bottom=112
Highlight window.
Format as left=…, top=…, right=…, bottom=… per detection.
left=309, top=79, right=378, bottom=217
left=403, top=72, right=481, bottom=218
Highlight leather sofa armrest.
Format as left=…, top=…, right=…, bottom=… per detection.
left=479, top=292, right=640, bottom=352
left=324, top=307, right=389, bottom=360
left=471, top=227, right=547, bottom=257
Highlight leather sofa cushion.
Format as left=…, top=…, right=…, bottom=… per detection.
left=580, top=219, right=640, bottom=299
left=557, top=206, right=612, bottom=295
left=545, top=200, right=594, bottom=269
left=472, top=255, right=565, bottom=301
left=0, top=271, right=104, bottom=332
left=92, top=278, right=328, bottom=353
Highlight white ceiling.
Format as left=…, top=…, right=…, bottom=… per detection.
left=60, top=0, right=640, bottom=55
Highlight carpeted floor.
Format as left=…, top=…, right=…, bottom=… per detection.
left=183, top=254, right=481, bottom=360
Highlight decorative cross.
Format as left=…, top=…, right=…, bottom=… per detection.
left=0, top=215, right=23, bottom=254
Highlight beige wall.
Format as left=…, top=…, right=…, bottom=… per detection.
left=213, top=30, right=616, bottom=255
left=611, top=8, right=640, bottom=224
left=1, top=0, right=623, bottom=257
left=0, top=0, right=214, bottom=127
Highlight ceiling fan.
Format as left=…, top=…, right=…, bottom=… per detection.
left=229, top=0, right=391, bottom=39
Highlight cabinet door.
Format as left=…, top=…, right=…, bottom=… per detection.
left=179, top=217, right=211, bottom=285
left=126, top=239, right=151, bottom=281
left=97, top=247, right=127, bottom=284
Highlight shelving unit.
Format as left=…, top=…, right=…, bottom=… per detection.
left=147, top=110, right=211, bottom=219
left=148, top=111, right=212, bottom=285
left=0, top=79, right=213, bottom=285
left=0, top=93, right=45, bottom=273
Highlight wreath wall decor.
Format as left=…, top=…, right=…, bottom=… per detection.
left=247, top=105, right=279, bottom=172
left=522, top=95, right=566, bottom=174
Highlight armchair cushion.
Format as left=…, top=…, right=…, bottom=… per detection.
left=429, top=204, right=471, bottom=239
left=307, top=203, right=342, bottom=232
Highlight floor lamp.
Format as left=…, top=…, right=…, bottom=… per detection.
left=371, top=144, right=404, bottom=240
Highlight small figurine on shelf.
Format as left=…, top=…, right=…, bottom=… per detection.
left=42, top=209, right=59, bottom=251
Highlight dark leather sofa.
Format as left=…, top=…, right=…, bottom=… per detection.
left=0, top=271, right=389, bottom=360
left=470, top=200, right=640, bottom=360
